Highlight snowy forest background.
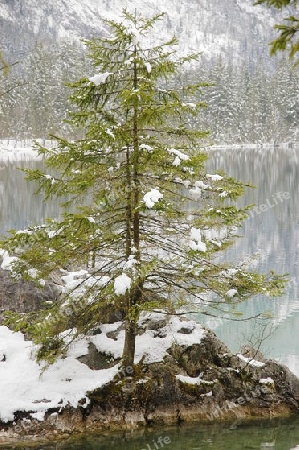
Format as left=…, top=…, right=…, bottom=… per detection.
left=1, top=42, right=298, bottom=145
left=0, top=0, right=298, bottom=145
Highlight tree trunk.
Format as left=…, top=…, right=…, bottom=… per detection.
left=122, top=317, right=136, bottom=369
left=121, top=49, right=140, bottom=371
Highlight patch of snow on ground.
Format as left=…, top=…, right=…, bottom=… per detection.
left=259, top=377, right=274, bottom=385
left=0, top=312, right=205, bottom=422
left=91, top=313, right=205, bottom=364
left=237, top=353, right=265, bottom=368
left=176, top=374, right=203, bottom=385
left=0, top=326, right=118, bottom=423
left=137, top=313, right=204, bottom=363
left=176, top=374, right=216, bottom=385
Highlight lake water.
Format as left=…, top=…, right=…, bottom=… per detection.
left=0, top=158, right=62, bottom=233
left=0, top=146, right=299, bottom=449
left=2, top=416, right=299, bottom=449
left=203, top=146, right=299, bottom=376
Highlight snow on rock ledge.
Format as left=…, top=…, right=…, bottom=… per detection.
left=1, top=312, right=299, bottom=443
left=0, top=312, right=205, bottom=423
left=0, top=326, right=119, bottom=423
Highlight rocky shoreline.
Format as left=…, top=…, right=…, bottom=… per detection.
left=1, top=321, right=299, bottom=445
left=0, top=264, right=299, bottom=445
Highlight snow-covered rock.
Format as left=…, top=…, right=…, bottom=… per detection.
left=1, top=308, right=299, bottom=448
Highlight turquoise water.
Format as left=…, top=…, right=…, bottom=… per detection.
left=2, top=417, right=299, bottom=449
left=201, top=146, right=299, bottom=377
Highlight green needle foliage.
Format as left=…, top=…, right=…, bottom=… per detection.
left=1, top=10, right=287, bottom=368
left=255, top=0, right=299, bottom=65
left=0, top=51, right=9, bottom=76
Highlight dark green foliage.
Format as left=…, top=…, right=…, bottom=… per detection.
left=255, top=0, right=296, bottom=8
left=255, top=0, right=299, bottom=65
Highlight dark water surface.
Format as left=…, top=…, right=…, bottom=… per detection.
left=2, top=417, right=299, bottom=449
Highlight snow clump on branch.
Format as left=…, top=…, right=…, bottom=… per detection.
left=89, top=72, right=112, bottom=85
left=143, top=188, right=163, bottom=208
left=114, top=273, right=132, bottom=296
left=189, top=227, right=207, bottom=252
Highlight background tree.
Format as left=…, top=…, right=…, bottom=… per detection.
left=255, top=0, right=299, bottom=65
left=1, top=10, right=286, bottom=369
left=0, top=51, right=10, bottom=77
left=0, top=42, right=88, bottom=140
left=0, top=52, right=25, bottom=137
left=24, top=42, right=89, bottom=139
left=0, top=52, right=22, bottom=96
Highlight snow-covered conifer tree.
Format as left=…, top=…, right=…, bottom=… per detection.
left=1, top=11, right=286, bottom=368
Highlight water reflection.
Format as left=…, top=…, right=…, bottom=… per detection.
left=0, top=160, right=64, bottom=236
left=202, top=147, right=299, bottom=374
left=2, top=416, right=299, bottom=449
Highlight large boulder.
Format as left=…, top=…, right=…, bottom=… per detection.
left=0, top=308, right=299, bottom=445
left=86, top=325, right=299, bottom=426
left=0, top=260, right=60, bottom=323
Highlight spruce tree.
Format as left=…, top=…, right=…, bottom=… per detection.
left=255, top=0, right=299, bottom=65
left=1, top=11, right=286, bottom=368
